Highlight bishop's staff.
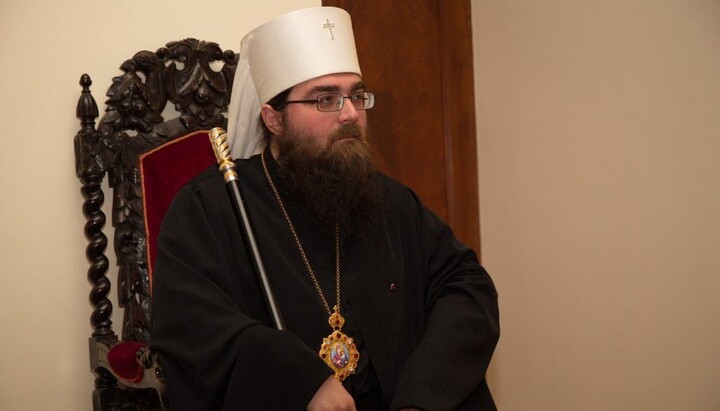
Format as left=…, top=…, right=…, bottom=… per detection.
left=208, top=127, right=285, bottom=330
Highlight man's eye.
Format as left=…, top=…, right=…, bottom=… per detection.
left=350, top=93, right=365, bottom=101
left=317, top=95, right=335, bottom=104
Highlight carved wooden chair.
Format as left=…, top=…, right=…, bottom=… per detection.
left=74, top=38, right=237, bottom=410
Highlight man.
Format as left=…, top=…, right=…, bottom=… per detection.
left=150, top=7, right=499, bottom=411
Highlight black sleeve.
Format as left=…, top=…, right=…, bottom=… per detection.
left=389, top=190, right=500, bottom=411
left=149, top=180, right=331, bottom=411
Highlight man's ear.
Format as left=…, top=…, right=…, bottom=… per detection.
left=261, top=104, right=284, bottom=136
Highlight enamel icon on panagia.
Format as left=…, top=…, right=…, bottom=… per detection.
left=319, top=308, right=359, bottom=381
left=319, top=329, right=359, bottom=381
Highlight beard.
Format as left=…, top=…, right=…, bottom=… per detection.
left=275, top=122, right=382, bottom=238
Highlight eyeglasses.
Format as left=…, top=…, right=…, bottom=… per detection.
left=282, top=92, right=375, bottom=112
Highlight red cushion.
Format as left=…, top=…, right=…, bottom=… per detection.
left=140, top=130, right=216, bottom=290
left=107, top=341, right=147, bottom=383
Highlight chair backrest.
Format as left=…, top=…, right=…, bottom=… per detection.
left=74, top=38, right=237, bottom=345
left=139, top=129, right=218, bottom=286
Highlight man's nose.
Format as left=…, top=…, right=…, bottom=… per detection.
left=338, top=98, right=360, bottom=123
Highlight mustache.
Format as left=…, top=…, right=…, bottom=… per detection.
left=331, top=123, right=363, bottom=142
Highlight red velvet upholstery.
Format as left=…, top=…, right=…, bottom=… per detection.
left=107, top=341, right=147, bottom=383
left=140, top=130, right=216, bottom=289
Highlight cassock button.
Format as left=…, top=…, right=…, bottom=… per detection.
left=389, top=282, right=397, bottom=291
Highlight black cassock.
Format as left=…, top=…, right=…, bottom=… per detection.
left=150, top=148, right=499, bottom=410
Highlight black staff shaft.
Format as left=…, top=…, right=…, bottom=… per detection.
left=209, top=128, right=285, bottom=330
left=226, top=181, right=285, bottom=330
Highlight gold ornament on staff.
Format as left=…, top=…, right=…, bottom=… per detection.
left=208, top=128, right=238, bottom=183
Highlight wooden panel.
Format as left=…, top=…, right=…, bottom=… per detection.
left=439, top=1, right=481, bottom=256
left=324, top=0, right=481, bottom=256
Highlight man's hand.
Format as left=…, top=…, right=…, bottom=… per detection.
left=306, top=376, right=356, bottom=411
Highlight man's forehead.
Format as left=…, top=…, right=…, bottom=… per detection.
left=293, top=73, right=364, bottom=94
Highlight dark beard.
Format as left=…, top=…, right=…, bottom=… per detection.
left=275, top=123, right=382, bottom=238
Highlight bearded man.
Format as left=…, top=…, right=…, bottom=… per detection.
left=150, top=7, right=499, bottom=411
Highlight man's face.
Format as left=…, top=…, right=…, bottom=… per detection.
left=263, top=73, right=380, bottom=236
left=269, top=72, right=368, bottom=155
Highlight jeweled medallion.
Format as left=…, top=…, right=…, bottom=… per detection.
left=318, top=307, right=359, bottom=381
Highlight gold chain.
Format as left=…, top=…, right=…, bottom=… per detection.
left=261, top=151, right=340, bottom=316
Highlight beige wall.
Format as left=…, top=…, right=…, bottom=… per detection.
left=473, top=0, right=720, bottom=410
left=0, top=0, right=318, bottom=409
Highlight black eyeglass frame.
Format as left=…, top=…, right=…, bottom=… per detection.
left=281, top=92, right=375, bottom=112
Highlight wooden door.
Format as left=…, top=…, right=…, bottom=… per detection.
left=323, top=0, right=481, bottom=256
